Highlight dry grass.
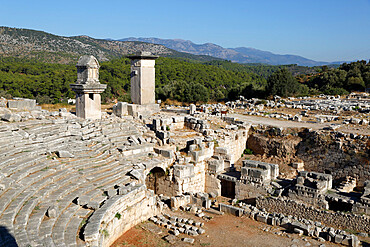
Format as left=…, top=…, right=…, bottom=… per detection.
left=39, top=103, right=74, bottom=112
left=101, top=103, right=115, bottom=113
left=162, top=99, right=187, bottom=106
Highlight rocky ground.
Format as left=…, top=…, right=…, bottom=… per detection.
left=112, top=210, right=346, bottom=247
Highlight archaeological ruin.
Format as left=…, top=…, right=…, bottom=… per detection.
left=0, top=53, right=369, bottom=247
left=70, top=56, right=107, bottom=120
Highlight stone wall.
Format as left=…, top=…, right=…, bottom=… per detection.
left=153, top=172, right=178, bottom=196
left=216, top=128, right=249, bottom=165
left=256, top=196, right=370, bottom=234
left=235, top=182, right=268, bottom=200
left=205, top=173, right=221, bottom=196
left=151, top=162, right=207, bottom=197
left=84, top=186, right=160, bottom=247
left=176, top=162, right=206, bottom=194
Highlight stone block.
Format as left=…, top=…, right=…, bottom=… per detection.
left=56, top=150, right=74, bottom=158
left=161, top=149, right=174, bottom=158
left=255, top=213, right=268, bottom=224
left=113, top=102, right=128, bottom=117
left=207, top=159, right=224, bottom=174
left=291, top=221, right=310, bottom=235
left=128, top=169, right=144, bottom=181
left=190, top=151, right=200, bottom=162
left=182, top=238, right=194, bottom=244
left=170, top=229, right=180, bottom=236
left=334, top=234, right=344, bottom=244
left=293, top=228, right=304, bottom=236
left=189, top=104, right=196, bottom=115
left=219, top=203, right=243, bottom=216
left=173, top=165, right=194, bottom=179
left=215, top=147, right=228, bottom=155
left=46, top=205, right=58, bottom=218
left=156, top=131, right=168, bottom=140
left=188, top=230, right=198, bottom=236
left=267, top=215, right=276, bottom=225
left=8, top=98, right=36, bottom=110
left=1, top=113, right=21, bottom=122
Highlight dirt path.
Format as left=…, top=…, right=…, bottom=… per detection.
left=111, top=211, right=341, bottom=247
left=229, top=114, right=370, bottom=135
left=229, top=114, right=330, bottom=130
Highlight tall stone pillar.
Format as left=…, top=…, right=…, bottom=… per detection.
left=70, top=55, right=107, bottom=119
left=128, top=51, right=158, bottom=105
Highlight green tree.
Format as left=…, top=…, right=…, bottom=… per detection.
left=267, top=68, right=306, bottom=97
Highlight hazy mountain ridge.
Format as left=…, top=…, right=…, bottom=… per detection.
left=0, top=27, right=218, bottom=63
left=120, top=37, right=336, bottom=66
left=0, top=26, right=350, bottom=66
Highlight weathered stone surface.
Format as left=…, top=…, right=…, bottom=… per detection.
left=46, top=205, right=58, bottom=218
left=182, top=237, right=195, bottom=244
left=8, top=98, right=36, bottom=110
left=1, top=113, right=21, bottom=122
left=70, top=55, right=106, bottom=120
left=128, top=51, right=158, bottom=105
left=219, top=203, right=243, bottom=216
left=56, top=150, right=74, bottom=158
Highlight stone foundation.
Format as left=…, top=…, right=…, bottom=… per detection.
left=256, top=197, right=370, bottom=233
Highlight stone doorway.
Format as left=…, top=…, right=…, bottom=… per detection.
left=146, top=167, right=166, bottom=194
left=221, top=179, right=235, bottom=198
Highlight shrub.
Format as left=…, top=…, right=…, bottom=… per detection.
left=115, top=212, right=121, bottom=220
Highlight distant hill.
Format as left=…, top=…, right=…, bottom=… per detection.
left=120, top=37, right=339, bottom=66
left=0, top=27, right=220, bottom=63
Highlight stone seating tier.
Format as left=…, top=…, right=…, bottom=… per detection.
left=0, top=116, right=157, bottom=246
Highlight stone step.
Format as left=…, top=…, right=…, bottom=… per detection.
left=51, top=204, right=80, bottom=245
left=0, top=190, right=34, bottom=227
left=10, top=160, right=56, bottom=183
left=0, top=151, right=39, bottom=170
left=0, top=186, right=23, bottom=216
left=2, top=156, right=48, bottom=178
left=64, top=215, right=86, bottom=247
left=14, top=197, right=38, bottom=234
left=26, top=205, right=49, bottom=244
left=78, top=158, right=120, bottom=176
left=84, top=161, right=124, bottom=181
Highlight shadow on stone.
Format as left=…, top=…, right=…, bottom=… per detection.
left=0, top=225, right=18, bottom=247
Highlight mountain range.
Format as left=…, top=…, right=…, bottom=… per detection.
left=0, top=26, right=348, bottom=66
left=119, top=37, right=345, bottom=66
left=0, top=27, right=218, bottom=64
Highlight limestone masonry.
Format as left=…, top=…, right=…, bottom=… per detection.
left=70, top=55, right=107, bottom=120
left=0, top=54, right=369, bottom=247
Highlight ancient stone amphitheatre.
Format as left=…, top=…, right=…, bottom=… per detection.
left=0, top=53, right=369, bottom=247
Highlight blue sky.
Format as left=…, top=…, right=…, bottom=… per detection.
left=1, top=0, right=369, bottom=62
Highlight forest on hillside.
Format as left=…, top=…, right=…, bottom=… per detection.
left=0, top=56, right=369, bottom=104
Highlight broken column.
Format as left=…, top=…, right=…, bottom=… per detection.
left=70, top=55, right=106, bottom=119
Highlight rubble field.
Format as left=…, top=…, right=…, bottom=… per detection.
left=0, top=92, right=369, bottom=247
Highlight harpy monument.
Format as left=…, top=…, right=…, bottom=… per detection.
left=70, top=55, right=107, bottom=119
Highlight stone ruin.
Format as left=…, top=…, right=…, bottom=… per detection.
left=128, top=51, right=158, bottom=105
left=0, top=54, right=368, bottom=247
left=240, top=160, right=279, bottom=185
left=70, top=55, right=107, bottom=120
left=294, top=171, right=332, bottom=197
left=113, top=51, right=160, bottom=118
